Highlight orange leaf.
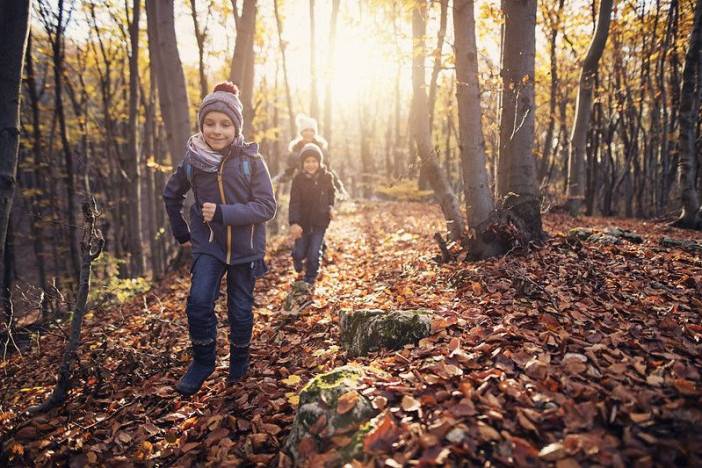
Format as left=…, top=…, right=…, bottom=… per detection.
left=336, top=391, right=360, bottom=415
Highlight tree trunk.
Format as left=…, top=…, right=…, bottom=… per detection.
left=322, top=0, right=340, bottom=152
left=190, top=0, right=210, bottom=101
left=229, top=0, right=256, bottom=138
left=273, top=0, right=295, bottom=139
left=0, top=0, right=30, bottom=308
left=538, top=0, right=565, bottom=185
left=309, top=0, right=319, bottom=120
left=145, top=0, right=191, bottom=161
left=52, top=0, right=82, bottom=281
left=453, top=0, right=502, bottom=258
left=497, top=0, right=543, bottom=242
left=566, top=0, right=613, bottom=215
left=411, top=0, right=465, bottom=242
left=29, top=198, right=104, bottom=413
left=428, top=0, right=448, bottom=130
left=127, top=0, right=145, bottom=276
left=673, top=0, right=702, bottom=228
left=23, top=32, right=49, bottom=318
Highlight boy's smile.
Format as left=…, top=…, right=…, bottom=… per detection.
left=202, top=111, right=237, bottom=151
left=303, top=156, right=320, bottom=175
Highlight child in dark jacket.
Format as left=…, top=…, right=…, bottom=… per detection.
left=163, top=81, right=276, bottom=396
left=288, top=143, right=335, bottom=286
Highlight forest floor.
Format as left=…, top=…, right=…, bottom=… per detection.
left=1, top=201, right=702, bottom=467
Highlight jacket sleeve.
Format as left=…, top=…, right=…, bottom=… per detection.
left=288, top=175, right=302, bottom=226
left=220, top=157, right=277, bottom=226
left=327, top=173, right=336, bottom=208
left=162, top=160, right=192, bottom=244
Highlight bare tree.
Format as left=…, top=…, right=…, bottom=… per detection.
left=673, top=0, right=702, bottom=229
left=453, top=0, right=503, bottom=259
left=322, top=0, right=340, bottom=152
left=411, top=0, right=465, bottom=242
left=309, top=0, right=319, bottom=120
left=229, top=0, right=256, bottom=138
left=428, top=0, right=448, bottom=129
left=145, top=0, right=191, bottom=161
left=126, top=0, right=145, bottom=276
left=566, top=0, right=614, bottom=215
left=0, top=0, right=31, bottom=287
left=496, top=0, right=543, bottom=243
left=273, top=0, right=296, bottom=138
left=190, top=0, right=211, bottom=101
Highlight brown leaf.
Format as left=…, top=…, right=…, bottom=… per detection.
left=337, top=391, right=360, bottom=415
left=401, top=395, right=421, bottom=412
left=363, top=412, right=400, bottom=453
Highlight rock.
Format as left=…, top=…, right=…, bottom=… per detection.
left=567, top=227, right=595, bottom=241
left=284, top=365, right=388, bottom=463
left=339, top=309, right=433, bottom=357
left=567, top=227, right=643, bottom=245
left=660, top=236, right=702, bottom=254
left=283, top=281, right=313, bottom=313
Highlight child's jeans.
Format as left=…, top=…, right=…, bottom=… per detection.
left=186, top=253, right=257, bottom=348
left=292, top=228, right=326, bottom=285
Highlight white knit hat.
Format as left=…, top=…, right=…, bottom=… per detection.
left=295, top=113, right=318, bottom=135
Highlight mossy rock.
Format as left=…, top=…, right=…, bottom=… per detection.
left=284, top=365, right=387, bottom=463
left=339, top=309, right=433, bottom=357
left=283, top=281, right=312, bottom=312
left=568, top=227, right=642, bottom=245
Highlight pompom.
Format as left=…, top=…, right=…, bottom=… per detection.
left=213, top=81, right=239, bottom=96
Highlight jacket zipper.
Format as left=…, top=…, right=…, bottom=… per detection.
left=249, top=225, right=254, bottom=249
left=218, top=154, right=232, bottom=264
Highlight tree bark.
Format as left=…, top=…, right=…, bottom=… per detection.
left=0, top=0, right=30, bottom=302
left=127, top=0, right=145, bottom=276
left=190, top=0, right=210, bottom=101
left=497, top=0, right=543, bottom=242
left=29, top=198, right=104, bottom=413
left=145, top=0, right=191, bottom=161
left=309, top=0, right=320, bottom=120
left=428, top=0, right=448, bottom=130
left=566, top=0, right=613, bottom=215
left=229, top=0, right=256, bottom=138
left=322, top=0, right=340, bottom=152
left=273, top=0, right=295, bottom=139
left=673, top=0, right=702, bottom=228
left=453, top=0, right=502, bottom=258
left=411, top=0, right=465, bottom=242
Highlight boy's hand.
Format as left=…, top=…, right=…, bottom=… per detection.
left=290, top=224, right=303, bottom=240
left=202, top=202, right=216, bottom=223
left=182, top=241, right=192, bottom=248
left=329, top=206, right=336, bottom=220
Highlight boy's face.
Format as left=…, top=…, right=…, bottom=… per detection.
left=303, top=156, right=320, bottom=175
left=202, top=111, right=237, bottom=151
left=301, top=129, right=315, bottom=141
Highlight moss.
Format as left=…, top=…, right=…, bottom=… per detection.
left=285, top=365, right=386, bottom=464
left=339, top=420, right=375, bottom=462
left=340, top=309, right=433, bottom=357
left=299, top=366, right=366, bottom=407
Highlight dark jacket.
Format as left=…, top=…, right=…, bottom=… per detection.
left=279, top=137, right=346, bottom=195
left=288, top=167, right=335, bottom=232
left=163, top=141, right=277, bottom=265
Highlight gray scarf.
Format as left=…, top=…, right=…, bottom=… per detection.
left=186, top=133, right=245, bottom=172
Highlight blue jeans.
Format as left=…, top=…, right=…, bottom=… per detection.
left=292, top=228, right=326, bottom=284
left=186, top=254, right=257, bottom=348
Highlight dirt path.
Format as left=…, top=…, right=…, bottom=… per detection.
left=2, top=201, right=702, bottom=466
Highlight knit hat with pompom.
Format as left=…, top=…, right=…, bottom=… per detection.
left=198, top=81, right=243, bottom=134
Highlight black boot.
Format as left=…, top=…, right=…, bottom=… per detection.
left=176, top=341, right=216, bottom=396
left=227, top=344, right=250, bottom=384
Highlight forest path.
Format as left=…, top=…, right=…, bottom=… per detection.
left=2, top=201, right=702, bottom=466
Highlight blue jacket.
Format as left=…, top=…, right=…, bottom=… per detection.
left=163, top=142, right=277, bottom=266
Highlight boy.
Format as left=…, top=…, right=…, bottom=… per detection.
left=288, top=143, right=336, bottom=286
